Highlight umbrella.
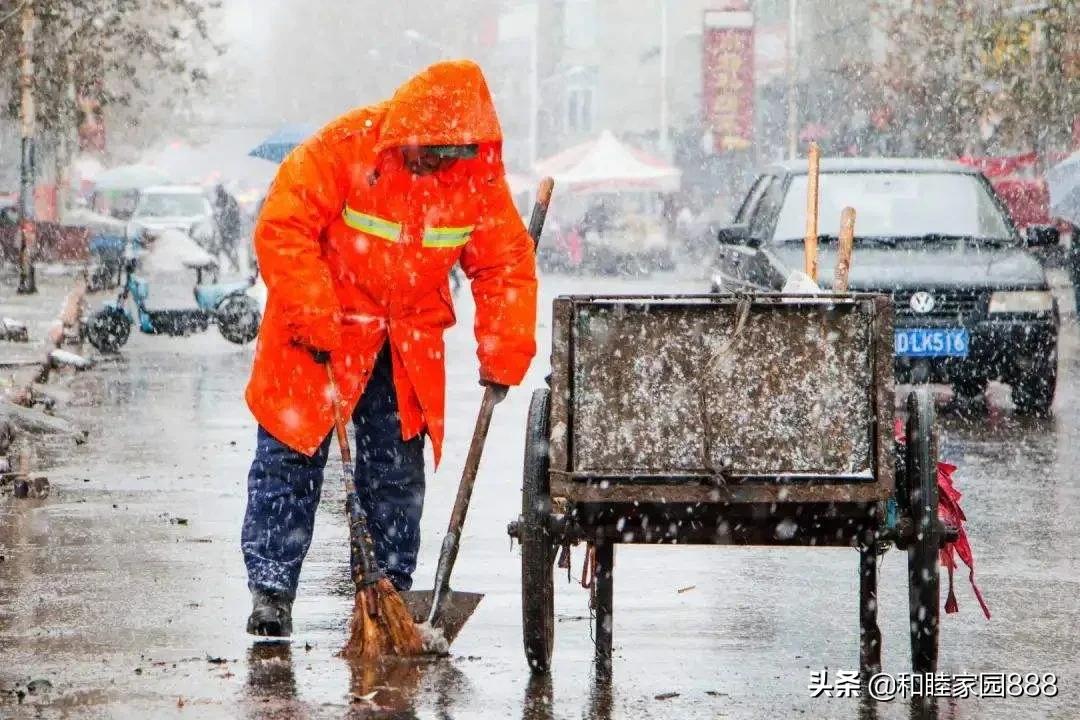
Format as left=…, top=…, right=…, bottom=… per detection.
left=248, top=124, right=316, bottom=163
left=93, top=163, right=172, bottom=192
left=1046, top=151, right=1080, bottom=223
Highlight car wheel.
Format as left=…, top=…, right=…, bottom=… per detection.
left=216, top=294, right=261, bottom=345
left=85, top=307, right=132, bottom=353
left=1012, top=362, right=1056, bottom=416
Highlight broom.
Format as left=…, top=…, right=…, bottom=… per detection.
left=325, top=362, right=424, bottom=660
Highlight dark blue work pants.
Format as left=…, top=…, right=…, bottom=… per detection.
left=241, top=347, right=425, bottom=598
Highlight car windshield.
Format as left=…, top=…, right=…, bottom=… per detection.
left=772, top=171, right=1014, bottom=243
left=135, top=192, right=207, bottom=218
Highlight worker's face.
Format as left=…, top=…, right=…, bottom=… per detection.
left=402, top=146, right=458, bottom=176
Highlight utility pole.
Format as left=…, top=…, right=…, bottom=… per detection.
left=55, top=57, right=75, bottom=223
left=528, top=2, right=539, bottom=169
left=17, top=0, right=37, bottom=295
left=786, top=0, right=799, bottom=160
left=658, top=0, right=670, bottom=157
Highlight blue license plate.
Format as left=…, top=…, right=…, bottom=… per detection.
left=895, top=328, right=969, bottom=358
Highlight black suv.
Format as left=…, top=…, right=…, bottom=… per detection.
left=711, top=158, right=1060, bottom=413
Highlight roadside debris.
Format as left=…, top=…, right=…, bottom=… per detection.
left=12, top=475, right=49, bottom=499
left=4, top=677, right=54, bottom=703
left=26, top=678, right=53, bottom=695
left=0, top=275, right=95, bottom=479
left=676, top=585, right=696, bottom=594
left=0, top=317, right=29, bottom=343
left=3, top=441, right=48, bottom=499
left=351, top=690, right=379, bottom=703
left=2, top=402, right=87, bottom=442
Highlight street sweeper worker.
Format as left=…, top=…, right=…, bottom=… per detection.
left=241, top=60, right=538, bottom=637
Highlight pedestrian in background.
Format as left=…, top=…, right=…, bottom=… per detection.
left=213, top=184, right=242, bottom=272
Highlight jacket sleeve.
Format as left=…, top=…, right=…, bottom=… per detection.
left=253, top=132, right=347, bottom=352
left=459, top=177, right=538, bottom=385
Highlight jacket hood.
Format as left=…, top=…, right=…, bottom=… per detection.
left=375, top=60, right=503, bottom=153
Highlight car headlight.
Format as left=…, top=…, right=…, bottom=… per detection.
left=988, top=290, right=1054, bottom=314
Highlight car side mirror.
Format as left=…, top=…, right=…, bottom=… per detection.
left=717, top=224, right=752, bottom=246
left=1026, top=225, right=1060, bottom=248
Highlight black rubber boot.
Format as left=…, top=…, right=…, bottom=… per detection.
left=246, top=590, right=293, bottom=637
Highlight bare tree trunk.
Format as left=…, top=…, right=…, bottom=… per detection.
left=55, top=57, right=77, bottom=223
left=17, top=0, right=37, bottom=295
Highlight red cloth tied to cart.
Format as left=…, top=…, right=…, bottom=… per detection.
left=894, top=419, right=991, bottom=620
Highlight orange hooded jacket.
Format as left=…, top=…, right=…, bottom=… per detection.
left=246, top=60, right=537, bottom=464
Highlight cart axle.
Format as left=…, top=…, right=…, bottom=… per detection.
left=509, top=515, right=959, bottom=548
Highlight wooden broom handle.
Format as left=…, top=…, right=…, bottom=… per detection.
left=804, top=142, right=821, bottom=282
left=834, top=207, right=856, bottom=293
left=325, top=363, right=356, bottom=496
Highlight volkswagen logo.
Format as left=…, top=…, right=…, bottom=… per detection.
left=909, top=291, right=936, bottom=314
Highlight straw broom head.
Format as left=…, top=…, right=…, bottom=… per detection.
left=342, top=580, right=424, bottom=660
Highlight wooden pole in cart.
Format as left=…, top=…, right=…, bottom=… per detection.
left=833, top=207, right=856, bottom=293
left=803, top=142, right=821, bottom=282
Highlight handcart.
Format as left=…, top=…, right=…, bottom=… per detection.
left=508, top=293, right=953, bottom=676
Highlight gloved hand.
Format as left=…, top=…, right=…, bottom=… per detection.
left=480, top=379, right=509, bottom=404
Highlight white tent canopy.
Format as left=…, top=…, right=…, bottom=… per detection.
left=534, top=130, right=681, bottom=194
left=92, top=164, right=172, bottom=192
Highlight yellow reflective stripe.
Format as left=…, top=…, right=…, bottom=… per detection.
left=341, top=206, right=401, bottom=243
left=422, top=226, right=474, bottom=248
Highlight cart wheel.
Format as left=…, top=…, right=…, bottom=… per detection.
left=905, top=389, right=940, bottom=674
left=85, top=307, right=131, bottom=353
left=521, top=388, right=556, bottom=674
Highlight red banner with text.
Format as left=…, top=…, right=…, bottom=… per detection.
left=703, top=10, right=754, bottom=152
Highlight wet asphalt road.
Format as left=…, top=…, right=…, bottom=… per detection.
left=2, top=269, right=1080, bottom=719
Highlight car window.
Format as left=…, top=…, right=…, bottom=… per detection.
left=749, top=176, right=787, bottom=239
left=136, top=193, right=208, bottom=218
left=735, top=176, right=772, bottom=224
left=771, top=172, right=1014, bottom=242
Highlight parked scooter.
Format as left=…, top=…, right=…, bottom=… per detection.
left=84, top=242, right=261, bottom=353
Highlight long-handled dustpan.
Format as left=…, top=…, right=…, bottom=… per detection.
left=401, top=177, right=555, bottom=646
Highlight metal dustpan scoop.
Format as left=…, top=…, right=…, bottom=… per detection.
left=400, top=589, right=484, bottom=647
left=405, top=177, right=554, bottom=651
